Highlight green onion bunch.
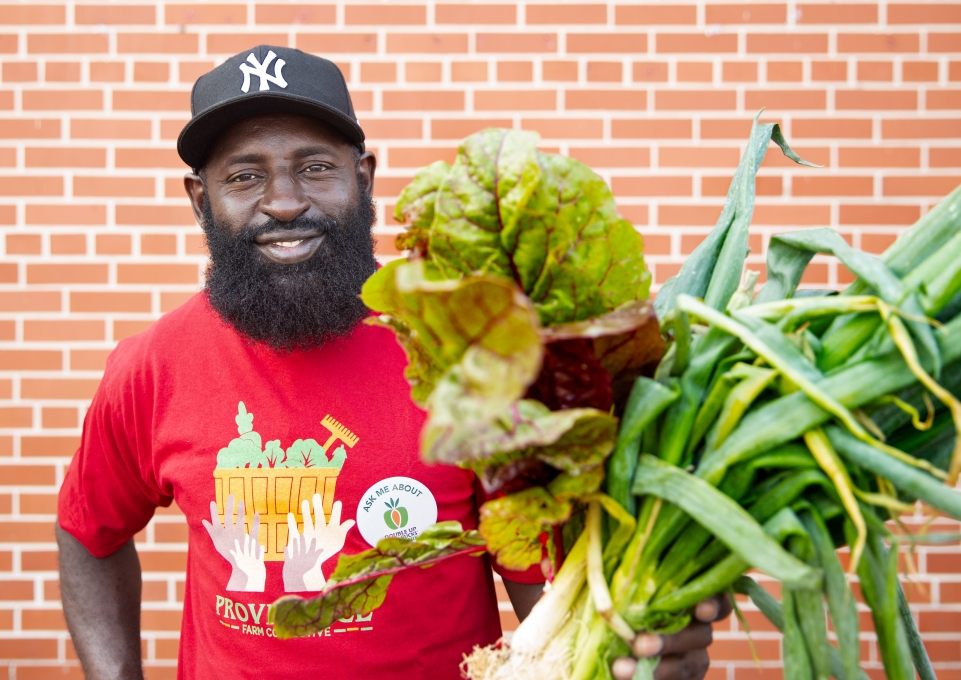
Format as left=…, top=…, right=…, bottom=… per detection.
left=463, top=116, right=961, bottom=680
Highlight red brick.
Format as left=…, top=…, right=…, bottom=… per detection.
left=75, top=176, right=155, bottom=198
left=90, top=58, right=133, bottom=81
left=812, top=60, right=847, bottom=81
left=584, top=61, right=619, bottom=82
left=21, top=436, right=79, bottom=457
left=570, top=147, right=651, bottom=168
left=116, top=148, right=186, bottom=169
left=114, top=319, right=156, bottom=340
left=704, top=175, right=784, bottom=197
left=450, top=61, right=488, bottom=81
left=840, top=204, right=920, bottom=225
left=403, top=61, right=440, bottom=82
left=69, top=350, right=111, bottom=371
left=722, top=61, right=757, bottom=82
left=28, top=147, right=103, bottom=169
left=858, top=60, right=893, bottom=81
left=612, top=176, right=691, bottom=196
left=383, top=90, right=464, bottom=111
left=931, top=148, right=961, bottom=167
left=26, top=263, right=107, bottom=284
left=765, top=61, right=800, bottom=81
left=611, top=119, right=692, bottom=139
left=0, top=4, right=64, bottom=23
left=0, top=119, right=59, bottom=139
left=659, top=205, right=724, bottom=226
left=903, top=61, right=939, bottom=82
left=889, top=4, right=961, bottom=23
left=41, top=408, right=78, bottom=429
left=522, top=118, right=604, bottom=139
left=747, top=33, right=828, bottom=53
left=0, top=176, right=62, bottom=196
left=435, top=3, right=514, bottom=23
left=254, top=4, right=335, bottom=24
left=660, top=146, right=740, bottom=167
left=884, top=176, right=961, bottom=196
left=566, top=89, right=645, bottom=110
left=838, top=33, right=920, bottom=53
left=475, top=89, right=556, bottom=110
left=656, top=90, right=737, bottom=110
left=677, top=61, right=713, bottom=82
left=632, top=61, right=668, bottom=82
left=883, top=119, right=961, bottom=139
left=0, top=34, right=16, bottom=53
left=657, top=33, right=738, bottom=53
left=836, top=90, right=917, bottom=110
left=46, top=61, right=81, bottom=82
left=839, top=146, right=920, bottom=167
left=134, top=61, right=170, bottom=83
left=476, top=32, right=557, bottom=53
left=568, top=33, right=647, bottom=53
left=76, top=4, right=156, bottom=24
left=531, top=4, right=607, bottom=24
left=791, top=116, right=873, bottom=139
left=44, top=231, right=81, bottom=252
left=165, top=3, right=246, bottom=24
left=746, top=88, right=826, bottom=110
left=296, top=33, right=378, bottom=53
left=929, top=90, right=961, bottom=110
left=117, top=33, right=198, bottom=53
left=346, top=4, right=425, bottom=24
left=206, top=33, right=290, bottom=54
left=798, top=3, right=876, bottom=23
left=0, top=638, right=62, bottom=660
left=0, top=407, right=31, bottom=428
left=6, top=233, right=42, bottom=254
left=360, top=62, right=396, bottom=83
left=616, top=5, right=696, bottom=24
left=112, top=90, right=189, bottom=112
left=96, top=233, right=131, bottom=254
left=28, top=33, right=108, bottom=53
left=919, top=610, right=961, bottom=632
left=931, top=33, right=961, bottom=52
left=24, top=319, right=104, bottom=341
left=0, top=292, right=60, bottom=312
left=71, top=119, right=150, bottom=140
left=23, top=89, right=103, bottom=110
left=429, top=118, right=507, bottom=140
left=3, top=61, right=37, bottom=81
left=117, top=263, right=199, bottom=284
left=707, top=3, right=786, bottom=23
left=793, top=175, right=873, bottom=197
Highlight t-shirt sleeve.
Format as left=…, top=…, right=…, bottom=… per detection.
left=473, top=477, right=547, bottom=585
left=58, top=345, right=172, bottom=558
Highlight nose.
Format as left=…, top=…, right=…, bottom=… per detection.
left=260, top=171, right=309, bottom=223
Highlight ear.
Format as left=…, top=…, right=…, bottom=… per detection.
left=356, top=150, right=377, bottom=199
left=184, top=173, right=207, bottom=226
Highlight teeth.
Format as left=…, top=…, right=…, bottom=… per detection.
left=274, top=240, right=304, bottom=247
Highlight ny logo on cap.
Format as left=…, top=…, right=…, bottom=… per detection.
left=239, top=50, right=288, bottom=93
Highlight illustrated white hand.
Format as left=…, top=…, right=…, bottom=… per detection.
left=282, top=533, right=325, bottom=592
left=228, top=533, right=266, bottom=592
left=202, top=494, right=262, bottom=591
left=295, top=495, right=355, bottom=589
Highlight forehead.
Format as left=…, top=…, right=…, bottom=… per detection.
left=204, top=113, right=353, bottom=167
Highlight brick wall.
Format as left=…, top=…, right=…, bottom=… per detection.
left=0, top=0, right=959, bottom=678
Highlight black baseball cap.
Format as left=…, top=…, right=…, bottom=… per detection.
left=177, top=45, right=365, bottom=169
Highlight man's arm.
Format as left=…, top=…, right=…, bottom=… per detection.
left=57, top=522, right=145, bottom=680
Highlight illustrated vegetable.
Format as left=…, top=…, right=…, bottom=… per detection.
left=270, top=120, right=961, bottom=680
left=384, top=498, right=408, bottom=530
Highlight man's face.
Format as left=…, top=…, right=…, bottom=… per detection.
left=184, top=113, right=379, bottom=352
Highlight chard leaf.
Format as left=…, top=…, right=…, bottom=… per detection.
left=362, top=260, right=543, bottom=405
left=479, top=486, right=572, bottom=571
left=428, top=128, right=650, bottom=325
left=269, top=521, right=485, bottom=638
left=394, top=160, right=450, bottom=256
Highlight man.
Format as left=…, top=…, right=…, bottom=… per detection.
left=56, top=46, right=727, bottom=679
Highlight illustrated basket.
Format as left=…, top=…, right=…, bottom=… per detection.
left=213, top=467, right=341, bottom=561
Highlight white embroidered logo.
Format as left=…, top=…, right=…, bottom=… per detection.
left=239, top=50, right=288, bottom=93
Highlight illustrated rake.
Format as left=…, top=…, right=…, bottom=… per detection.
left=320, top=414, right=359, bottom=451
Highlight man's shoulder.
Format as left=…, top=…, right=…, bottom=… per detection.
left=106, top=292, right=219, bottom=377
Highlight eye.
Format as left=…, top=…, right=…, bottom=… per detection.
left=304, top=163, right=328, bottom=174
left=231, top=172, right=258, bottom=183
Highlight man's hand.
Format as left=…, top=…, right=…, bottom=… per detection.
left=611, top=595, right=733, bottom=680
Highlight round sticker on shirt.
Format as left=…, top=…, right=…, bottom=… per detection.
left=356, top=476, right=438, bottom=547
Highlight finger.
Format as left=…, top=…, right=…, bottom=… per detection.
left=694, top=593, right=733, bottom=623
left=302, top=499, right=315, bottom=535
left=341, top=519, right=356, bottom=532
left=315, top=494, right=329, bottom=529
left=225, top=495, right=235, bottom=529
left=250, top=513, right=260, bottom=541
left=652, top=650, right=710, bottom=680
left=236, top=500, right=246, bottom=533
left=611, top=657, right=636, bottom=680
left=287, top=512, right=299, bottom=544
left=636, top=622, right=712, bottom=658
left=328, top=499, right=343, bottom=528
left=209, top=501, right=221, bottom=527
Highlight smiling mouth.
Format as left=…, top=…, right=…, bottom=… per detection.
left=254, top=231, right=327, bottom=264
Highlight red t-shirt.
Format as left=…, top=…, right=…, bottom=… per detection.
left=58, top=293, right=541, bottom=679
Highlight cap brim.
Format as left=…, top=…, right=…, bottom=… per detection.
left=177, top=92, right=366, bottom=169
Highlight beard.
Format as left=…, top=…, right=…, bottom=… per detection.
left=200, top=191, right=378, bottom=352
